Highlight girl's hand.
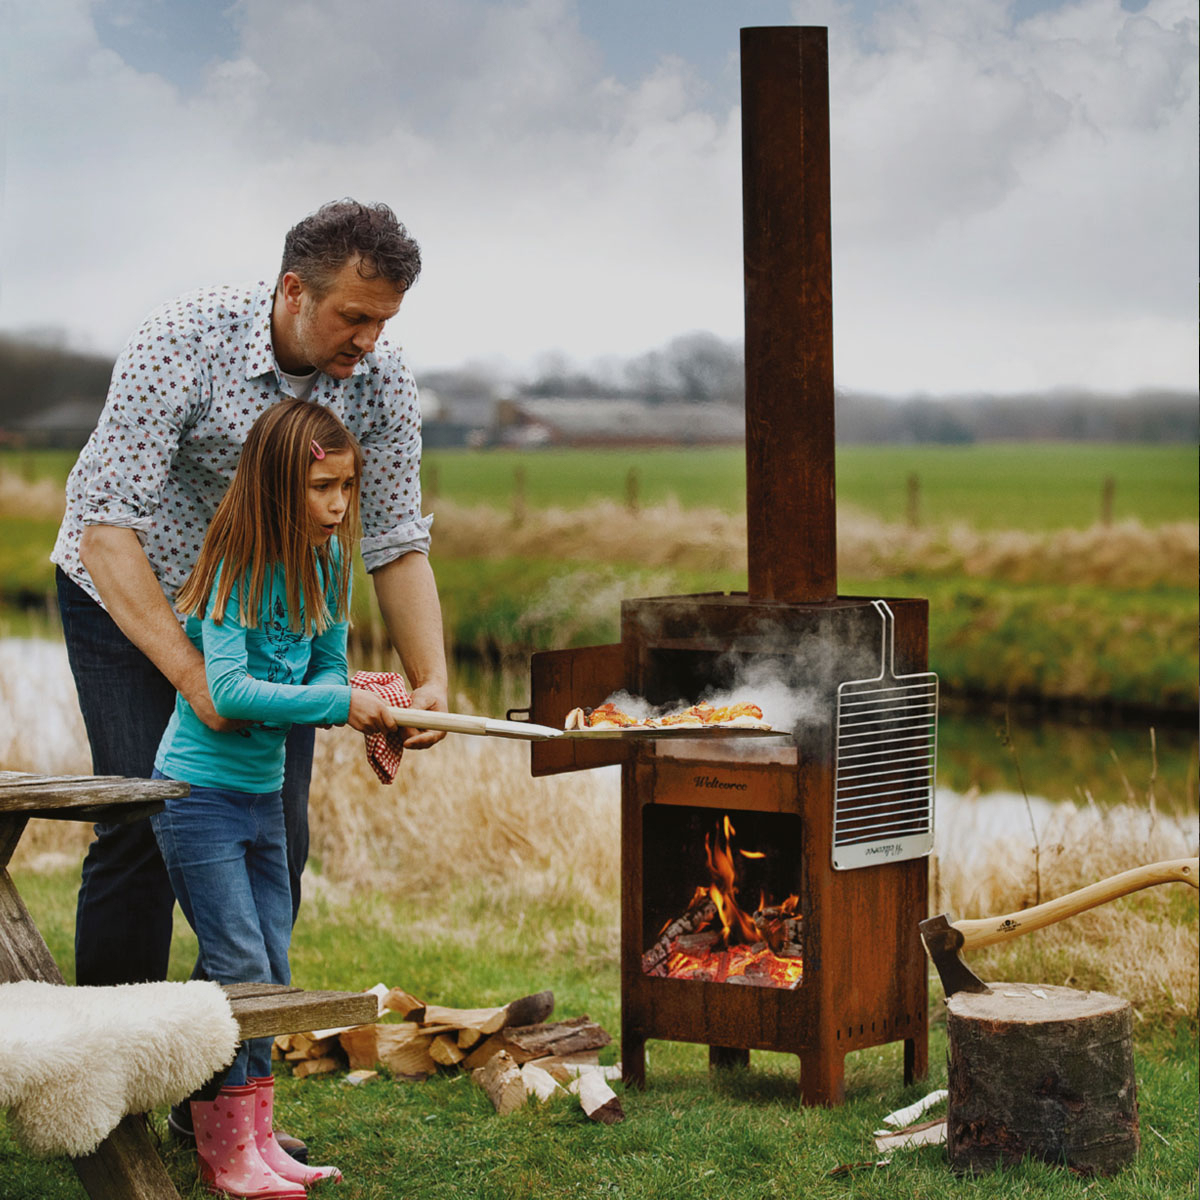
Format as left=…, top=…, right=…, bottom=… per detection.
left=347, top=688, right=401, bottom=735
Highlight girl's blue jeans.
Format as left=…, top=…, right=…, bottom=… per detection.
left=150, top=770, right=292, bottom=1085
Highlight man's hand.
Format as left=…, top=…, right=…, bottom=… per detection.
left=371, top=552, right=450, bottom=751
left=402, top=683, right=449, bottom=750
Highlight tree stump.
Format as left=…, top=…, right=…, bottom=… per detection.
left=946, top=982, right=1138, bottom=1176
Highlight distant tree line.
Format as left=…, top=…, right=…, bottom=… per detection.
left=2, top=329, right=1195, bottom=447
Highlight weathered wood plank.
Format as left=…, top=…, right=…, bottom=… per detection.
left=0, top=772, right=187, bottom=815
left=229, top=987, right=378, bottom=1040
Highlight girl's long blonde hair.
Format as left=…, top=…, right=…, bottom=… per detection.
left=177, top=399, right=362, bottom=635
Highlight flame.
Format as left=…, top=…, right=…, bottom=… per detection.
left=645, top=816, right=803, bottom=989
left=704, top=821, right=761, bottom=945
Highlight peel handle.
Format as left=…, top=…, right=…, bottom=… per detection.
left=386, top=708, right=563, bottom=740
left=954, top=857, right=1198, bottom=951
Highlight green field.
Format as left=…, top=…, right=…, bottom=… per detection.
left=5, top=443, right=1196, bottom=530
left=423, top=443, right=1199, bottom=529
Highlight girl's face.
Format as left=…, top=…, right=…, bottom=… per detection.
left=306, top=449, right=357, bottom=543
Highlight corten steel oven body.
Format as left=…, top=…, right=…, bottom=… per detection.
left=523, top=27, right=931, bottom=1105
left=528, top=594, right=930, bottom=1106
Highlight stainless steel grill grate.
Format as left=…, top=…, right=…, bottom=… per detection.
left=833, top=600, right=937, bottom=870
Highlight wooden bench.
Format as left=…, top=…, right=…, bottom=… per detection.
left=0, top=771, right=377, bottom=1200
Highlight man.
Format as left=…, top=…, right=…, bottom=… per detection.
left=53, top=198, right=448, bottom=986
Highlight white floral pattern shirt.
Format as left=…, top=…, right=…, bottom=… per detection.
left=52, top=281, right=432, bottom=609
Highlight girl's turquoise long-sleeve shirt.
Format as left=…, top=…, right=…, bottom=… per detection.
left=155, top=559, right=352, bottom=792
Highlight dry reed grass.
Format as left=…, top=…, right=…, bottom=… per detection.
left=0, top=467, right=64, bottom=520
left=305, top=716, right=620, bottom=913
left=430, top=498, right=1198, bottom=589
left=933, top=791, right=1199, bottom=1020
left=4, top=641, right=1195, bottom=1023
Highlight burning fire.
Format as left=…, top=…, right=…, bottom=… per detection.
left=643, top=816, right=803, bottom=988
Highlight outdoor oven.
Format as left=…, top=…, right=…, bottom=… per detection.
left=518, top=28, right=933, bottom=1106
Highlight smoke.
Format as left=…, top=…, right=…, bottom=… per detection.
left=598, top=604, right=896, bottom=734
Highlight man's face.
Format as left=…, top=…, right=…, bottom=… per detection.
left=279, top=257, right=405, bottom=379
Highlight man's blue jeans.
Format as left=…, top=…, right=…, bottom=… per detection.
left=151, top=771, right=291, bottom=1084
left=56, top=567, right=314, bottom=986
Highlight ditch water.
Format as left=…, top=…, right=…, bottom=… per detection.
left=2, top=638, right=1197, bottom=860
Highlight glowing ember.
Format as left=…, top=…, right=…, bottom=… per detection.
left=643, top=816, right=803, bottom=989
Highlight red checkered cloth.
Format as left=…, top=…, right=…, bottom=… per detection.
left=349, top=670, right=411, bottom=784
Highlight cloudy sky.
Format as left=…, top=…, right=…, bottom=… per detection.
left=2, top=0, right=1196, bottom=395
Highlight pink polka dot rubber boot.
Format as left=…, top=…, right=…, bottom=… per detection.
left=249, top=1075, right=343, bottom=1186
left=190, top=1085, right=306, bottom=1199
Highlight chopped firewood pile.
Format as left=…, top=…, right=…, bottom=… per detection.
left=273, top=984, right=624, bottom=1123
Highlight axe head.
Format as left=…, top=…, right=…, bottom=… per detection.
left=919, top=913, right=992, bottom=999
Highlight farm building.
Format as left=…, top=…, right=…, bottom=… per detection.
left=494, top=398, right=744, bottom=447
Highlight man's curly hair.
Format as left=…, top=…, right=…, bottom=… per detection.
left=279, top=199, right=421, bottom=295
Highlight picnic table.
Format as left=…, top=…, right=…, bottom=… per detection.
left=0, top=770, right=378, bottom=1199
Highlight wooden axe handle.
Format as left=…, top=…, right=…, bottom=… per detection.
left=955, top=857, right=1198, bottom=952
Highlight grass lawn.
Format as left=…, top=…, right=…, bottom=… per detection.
left=3, top=869, right=1196, bottom=1200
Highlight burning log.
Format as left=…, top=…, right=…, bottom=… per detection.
left=642, top=891, right=717, bottom=975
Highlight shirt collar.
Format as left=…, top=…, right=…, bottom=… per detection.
left=244, top=283, right=279, bottom=381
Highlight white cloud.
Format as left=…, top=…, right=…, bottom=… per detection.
left=0, top=0, right=1195, bottom=394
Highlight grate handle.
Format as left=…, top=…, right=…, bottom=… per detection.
left=869, top=599, right=897, bottom=680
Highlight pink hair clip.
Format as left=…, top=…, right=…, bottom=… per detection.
left=310, top=439, right=326, bottom=460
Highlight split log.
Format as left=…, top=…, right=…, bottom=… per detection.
left=474, top=1051, right=527, bottom=1115
left=383, top=988, right=425, bottom=1020
left=500, top=1016, right=612, bottom=1064
left=504, top=990, right=555, bottom=1027
left=292, top=1055, right=340, bottom=1079
left=339, top=1024, right=382, bottom=1071
left=375, top=1025, right=438, bottom=1080
left=946, top=983, right=1138, bottom=1176
left=429, top=1033, right=466, bottom=1066
left=569, top=1071, right=624, bottom=1124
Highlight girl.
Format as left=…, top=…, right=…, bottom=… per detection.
left=151, top=398, right=398, bottom=1199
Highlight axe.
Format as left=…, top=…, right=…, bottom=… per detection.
left=920, top=856, right=1198, bottom=998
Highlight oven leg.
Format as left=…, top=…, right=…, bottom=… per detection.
left=798, top=1047, right=845, bottom=1106
left=709, top=1046, right=750, bottom=1072
left=904, top=1032, right=928, bottom=1086
left=622, top=1024, right=647, bottom=1090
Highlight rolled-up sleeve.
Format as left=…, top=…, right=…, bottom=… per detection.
left=80, top=323, right=206, bottom=536
left=357, top=353, right=433, bottom=572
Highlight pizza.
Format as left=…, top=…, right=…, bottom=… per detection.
left=564, top=700, right=769, bottom=732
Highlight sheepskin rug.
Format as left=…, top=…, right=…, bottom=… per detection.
left=0, top=979, right=239, bottom=1157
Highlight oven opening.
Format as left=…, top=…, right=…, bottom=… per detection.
left=641, top=805, right=805, bottom=989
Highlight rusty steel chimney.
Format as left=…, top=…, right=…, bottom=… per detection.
left=741, top=27, right=837, bottom=603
